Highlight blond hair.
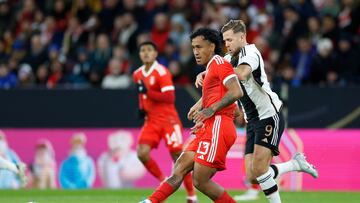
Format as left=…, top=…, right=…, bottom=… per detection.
left=221, top=20, right=247, bottom=34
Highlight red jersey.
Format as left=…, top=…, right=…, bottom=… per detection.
left=202, top=55, right=237, bottom=118
left=132, top=61, right=180, bottom=122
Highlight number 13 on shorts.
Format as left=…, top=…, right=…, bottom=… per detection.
left=197, top=141, right=210, bottom=155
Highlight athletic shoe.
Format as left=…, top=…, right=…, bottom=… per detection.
left=293, top=153, right=319, bottom=178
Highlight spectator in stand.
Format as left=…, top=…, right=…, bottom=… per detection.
left=101, top=58, right=131, bottom=89
left=169, top=13, right=191, bottom=47
left=89, top=33, right=112, bottom=84
left=17, top=63, right=35, bottom=88
left=291, top=36, right=316, bottom=86
left=309, top=38, right=337, bottom=85
left=157, top=39, right=179, bottom=67
left=35, top=63, right=49, bottom=87
left=62, top=16, right=88, bottom=61
left=66, top=47, right=90, bottom=86
left=335, top=32, right=360, bottom=85
left=150, top=12, right=170, bottom=54
left=47, top=60, right=65, bottom=88
left=22, top=34, right=48, bottom=72
left=0, top=0, right=358, bottom=87
left=0, top=61, right=17, bottom=89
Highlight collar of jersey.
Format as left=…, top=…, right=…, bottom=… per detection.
left=206, top=55, right=220, bottom=70
left=141, top=61, right=158, bottom=77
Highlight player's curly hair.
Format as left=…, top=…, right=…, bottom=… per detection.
left=190, top=28, right=223, bottom=55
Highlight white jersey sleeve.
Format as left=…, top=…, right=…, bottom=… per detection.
left=223, top=54, right=232, bottom=62
left=237, top=46, right=260, bottom=72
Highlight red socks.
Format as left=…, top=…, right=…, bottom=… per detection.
left=149, top=182, right=174, bottom=203
left=183, top=172, right=195, bottom=196
left=215, top=191, right=236, bottom=203
left=144, top=158, right=165, bottom=181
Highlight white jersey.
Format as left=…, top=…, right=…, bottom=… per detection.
left=224, top=44, right=282, bottom=122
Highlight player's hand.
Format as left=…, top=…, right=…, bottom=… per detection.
left=136, top=80, right=147, bottom=94
left=187, top=103, right=202, bottom=120
left=195, top=71, right=206, bottom=88
left=190, top=121, right=204, bottom=134
left=193, top=107, right=214, bottom=123
left=138, top=109, right=147, bottom=120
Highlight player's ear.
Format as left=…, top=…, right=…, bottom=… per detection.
left=210, top=43, right=215, bottom=53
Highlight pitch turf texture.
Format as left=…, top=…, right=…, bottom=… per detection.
left=1, top=189, right=359, bottom=203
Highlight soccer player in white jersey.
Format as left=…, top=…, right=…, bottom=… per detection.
left=195, top=20, right=318, bottom=203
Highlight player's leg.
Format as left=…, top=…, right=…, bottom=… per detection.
left=251, top=114, right=286, bottom=203
left=166, top=121, right=197, bottom=203
left=191, top=115, right=237, bottom=202
left=137, top=122, right=165, bottom=181
left=137, top=144, right=165, bottom=181
left=234, top=154, right=260, bottom=201
left=170, top=151, right=197, bottom=203
left=192, top=162, right=236, bottom=203
left=143, top=151, right=195, bottom=203
left=268, top=113, right=318, bottom=179
left=252, top=145, right=281, bottom=203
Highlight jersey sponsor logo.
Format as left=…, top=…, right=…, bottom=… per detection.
left=262, top=138, right=268, bottom=143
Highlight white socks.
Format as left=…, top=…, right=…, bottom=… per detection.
left=271, top=160, right=300, bottom=178
left=256, top=169, right=281, bottom=203
left=0, top=156, right=19, bottom=173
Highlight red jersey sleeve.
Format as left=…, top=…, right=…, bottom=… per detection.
left=146, top=70, right=175, bottom=103
left=217, top=61, right=237, bottom=86
left=158, top=70, right=175, bottom=92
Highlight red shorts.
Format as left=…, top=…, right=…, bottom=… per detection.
left=186, top=115, right=237, bottom=171
left=138, top=119, right=183, bottom=153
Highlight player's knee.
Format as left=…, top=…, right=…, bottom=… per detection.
left=137, top=148, right=150, bottom=163
left=192, top=176, right=201, bottom=190
left=192, top=174, right=206, bottom=191
left=245, top=172, right=257, bottom=184
left=251, top=159, right=268, bottom=177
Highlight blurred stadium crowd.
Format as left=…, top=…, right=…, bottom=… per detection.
left=0, top=0, right=359, bottom=89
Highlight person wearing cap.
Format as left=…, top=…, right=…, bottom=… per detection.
left=32, top=139, right=56, bottom=189
left=97, top=131, right=145, bottom=188
left=59, top=133, right=95, bottom=189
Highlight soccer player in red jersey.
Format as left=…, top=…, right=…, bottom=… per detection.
left=140, top=28, right=243, bottom=203
left=132, top=41, right=197, bottom=202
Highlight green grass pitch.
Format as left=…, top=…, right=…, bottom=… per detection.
left=1, top=189, right=360, bottom=203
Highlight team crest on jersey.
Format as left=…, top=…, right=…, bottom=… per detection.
left=150, top=76, right=155, bottom=85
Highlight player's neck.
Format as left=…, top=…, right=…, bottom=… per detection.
left=144, top=61, right=155, bottom=72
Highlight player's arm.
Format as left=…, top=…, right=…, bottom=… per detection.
left=146, top=88, right=175, bottom=103
left=210, top=77, right=243, bottom=112
left=234, top=64, right=252, bottom=81
left=234, top=50, right=259, bottom=81
left=195, top=71, right=206, bottom=88
left=193, top=77, right=243, bottom=122
left=187, top=97, right=202, bottom=120
left=234, top=104, right=245, bottom=127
